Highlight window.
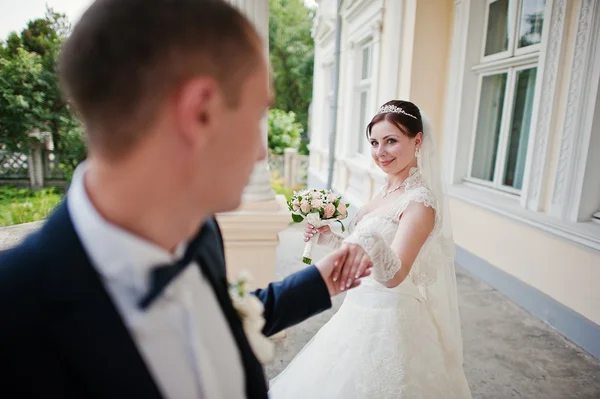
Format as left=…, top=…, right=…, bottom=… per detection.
left=468, top=0, right=545, bottom=193
left=355, top=42, right=372, bottom=155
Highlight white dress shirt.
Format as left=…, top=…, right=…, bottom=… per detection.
left=67, top=163, right=246, bottom=399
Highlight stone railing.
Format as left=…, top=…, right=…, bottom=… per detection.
left=269, top=148, right=308, bottom=187
left=0, top=148, right=67, bottom=189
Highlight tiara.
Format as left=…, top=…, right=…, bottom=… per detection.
left=376, top=104, right=418, bottom=120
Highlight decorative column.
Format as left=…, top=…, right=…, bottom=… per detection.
left=216, top=0, right=291, bottom=290
left=227, top=0, right=275, bottom=205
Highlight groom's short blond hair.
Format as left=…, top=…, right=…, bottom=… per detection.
left=59, top=0, right=261, bottom=159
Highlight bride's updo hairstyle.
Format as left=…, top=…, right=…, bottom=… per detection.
left=366, top=100, right=423, bottom=139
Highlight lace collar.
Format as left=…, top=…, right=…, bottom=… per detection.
left=382, top=167, right=423, bottom=194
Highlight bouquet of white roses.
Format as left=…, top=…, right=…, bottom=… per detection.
left=288, top=188, right=350, bottom=264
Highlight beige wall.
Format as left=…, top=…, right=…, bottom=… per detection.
left=410, top=0, right=453, bottom=146
left=450, top=197, right=600, bottom=326
left=396, top=0, right=453, bottom=147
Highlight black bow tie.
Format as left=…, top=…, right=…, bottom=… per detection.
left=138, top=228, right=205, bottom=310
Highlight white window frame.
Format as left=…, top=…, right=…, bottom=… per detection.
left=481, top=0, right=546, bottom=63
left=513, top=0, right=546, bottom=56
left=469, top=0, right=543, bottom=195
left=443, top=0, right=600, bottom=251
left=466, top=62, right=539, bottom=195
left=481, top=0, right=517, bottom=63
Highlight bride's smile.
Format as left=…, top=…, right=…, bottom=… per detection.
left=379, top=158, right=394, bottom=167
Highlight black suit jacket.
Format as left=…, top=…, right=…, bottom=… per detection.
left=0, top=202, right=332, bottom=398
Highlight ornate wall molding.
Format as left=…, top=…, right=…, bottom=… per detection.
left=523, top=0, right=568, bottom=211
left=550, top=0, right=599, bottom=218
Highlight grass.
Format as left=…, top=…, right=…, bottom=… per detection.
left=271, top=172, right=304, bottom=201
left=0, top=176, right=301, bottom=227
left=0, top=185, right=63, bottom=227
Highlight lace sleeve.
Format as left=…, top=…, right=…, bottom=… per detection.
left=343, top=225, right=402, bottom=282
left=317, top=232, right=343, bottom=249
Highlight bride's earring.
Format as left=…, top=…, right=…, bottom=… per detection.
left=415, top=147, right=422, bottom=170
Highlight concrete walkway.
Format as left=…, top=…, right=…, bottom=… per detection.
left=0, top=221, right=42, bottom=252
left=265, top=225, right=600, bottom=399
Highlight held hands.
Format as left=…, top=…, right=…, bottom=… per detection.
left=315, top=242, right=373, bottom=297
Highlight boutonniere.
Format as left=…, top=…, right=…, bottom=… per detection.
left=228, top=271, right=274, bottom=364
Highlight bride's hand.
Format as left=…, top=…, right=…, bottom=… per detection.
left=315, top=245, right=372, bottom=296
left=304, top=224, right=332, bottom=242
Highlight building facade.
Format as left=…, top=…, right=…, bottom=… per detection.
left=309, top=0, right=600, bottom=358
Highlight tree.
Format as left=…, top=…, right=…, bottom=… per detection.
left=269, top=0, right=314, bottom=154
left=267, top=109, right=302, bottom=155
left=0, top=7, right=86, bottom=179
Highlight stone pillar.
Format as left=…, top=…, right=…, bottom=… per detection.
left=28, top=143, right=44, bottom=190
left=216, top=0, right=291, bottom=290
left=233, top=0, right=274, bottom=204
left=284, top=148, right=298, bottom=187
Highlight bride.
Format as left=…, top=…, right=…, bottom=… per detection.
left=268, top=100, right=472, bottom=398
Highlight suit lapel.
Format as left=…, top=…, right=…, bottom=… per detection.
left=195, top=219, right=268, bottom=398
left=195, top=221, right=245, bottom=338
left=42, top=203, right=163, bottom=399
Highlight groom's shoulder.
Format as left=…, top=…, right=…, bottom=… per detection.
left=0, top=228, right=55, bottom=332
left=0, top=225, right=57, bottom=291
left=0, top=203, right=74, bottom=304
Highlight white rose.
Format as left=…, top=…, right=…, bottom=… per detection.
left=337, top=203, right=347, bottom=218
left=245, top=294, right=265, bottom=316
left=311, top=199, right=323, bottom=209
left=300, top=200, right=311, bottom=214
left=237, top=270, right=252, bottom=285
left=241, top=296, right=274, bottom=363
left=324, top=203, right=336, bottom=218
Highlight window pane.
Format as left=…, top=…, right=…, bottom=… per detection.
left=518, top=0, right=546, bottom=48
left=484, top=0, right=510, bottom=56
left=471, top=73, right=508, bottom=181
left=504, top=68, right=537, bottom=189
left=358, top=91, right=368, bottom=153
left=361, top=45, right=371, bottom=80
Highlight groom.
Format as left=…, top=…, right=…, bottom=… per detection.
left=0, top=0, right=373, bottom=398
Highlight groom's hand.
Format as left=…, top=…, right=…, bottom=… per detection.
left=316, top=244, right=372, bottom=296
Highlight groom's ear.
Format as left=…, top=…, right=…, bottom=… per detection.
left=173, top=76, right=220, bottom=148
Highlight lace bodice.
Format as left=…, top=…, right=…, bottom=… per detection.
left=320, top=168, right=440, bottom=285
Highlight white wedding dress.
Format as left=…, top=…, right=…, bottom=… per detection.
left=269, top=114, right=472, bottom=398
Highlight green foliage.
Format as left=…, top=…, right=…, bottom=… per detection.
left=270, top=172, right=303, bottom=202
left=0, top=7, right=86, bottom=179
left=268, top=109, right=303, bottom=155
left=269, top=0, right=314, bottom=152
left=0, top=185, right=63, bottom=226
left=0, top=47, right=45, bottom=151
left=57, top=126, right=87, bottom=182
